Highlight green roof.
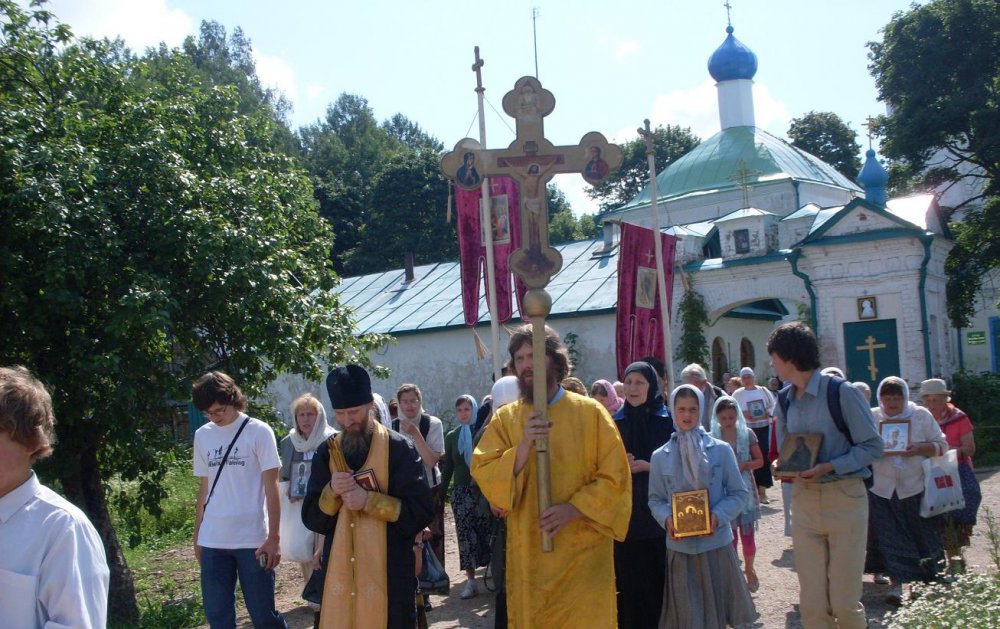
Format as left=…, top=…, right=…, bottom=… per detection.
left=611, top=126, right=861, bottom=213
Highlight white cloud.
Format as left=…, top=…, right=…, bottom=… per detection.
left=305, top=84, right=327, bottom=100
left=614, top=40, right=640, bottom=61
left=45, top=0, right=193, bottom=50
left=648, top=79, right=792, bottom=140
left=253, top=51, right=298, bottom=103
left=555, top=175, right=601, bottom=218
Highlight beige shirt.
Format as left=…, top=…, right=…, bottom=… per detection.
left=870, top=406, right=947, bottom=500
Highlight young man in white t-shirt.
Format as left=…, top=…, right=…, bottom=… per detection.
left=193, top=372, right=287, bottom=628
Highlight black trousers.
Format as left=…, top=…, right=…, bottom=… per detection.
left=751, top=424, right=773, bottom=488
left=614, top=536, right=666, bottom=629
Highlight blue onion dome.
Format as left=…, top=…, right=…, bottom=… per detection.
left=707, top=25, right=758, bottom=82
left=857, top=149, right=889, bottom=188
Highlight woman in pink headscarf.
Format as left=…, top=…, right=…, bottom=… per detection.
left=590, top=379, right=624, bottom=415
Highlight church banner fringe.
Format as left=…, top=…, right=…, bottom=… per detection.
left=455, top=176, right=527, bottom=326
left=615, top=222, right=678, bottom=378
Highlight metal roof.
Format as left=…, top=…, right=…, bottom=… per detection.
left=339, top=239, right=619, bottom=335
left=714, top=207, right=778, bottom=222
left=609, top=126, right=862, bottom=214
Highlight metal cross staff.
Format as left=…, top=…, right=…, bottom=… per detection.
left=442, top=75, right=622, bottom=551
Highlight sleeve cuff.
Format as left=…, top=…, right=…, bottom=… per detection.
left=363, top=491, right=402, bottom=522
left=319, top=484, right=343, bottom=516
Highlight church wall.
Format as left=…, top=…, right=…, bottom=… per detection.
left=702, top=316, right=780, bottom=383
left=958, top=269, right=1000, bottom=374
left=801, top=236, right=938, bottom=387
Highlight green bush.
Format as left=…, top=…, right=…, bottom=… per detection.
left=887, top=509, right=1000, bottom=628
left=950, top=371, right=1000, bottom=467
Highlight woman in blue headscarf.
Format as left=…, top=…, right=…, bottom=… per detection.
left=441, top=394, right=493, bottom=599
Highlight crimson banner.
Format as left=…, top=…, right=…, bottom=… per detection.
left=455, top=177, right=527, bottom=326
left=615, top=222, right=678, bottom=379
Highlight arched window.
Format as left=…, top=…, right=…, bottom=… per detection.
left=740, top=338, right=755, bottom=371
left=712, top=337, right=727, bottom=386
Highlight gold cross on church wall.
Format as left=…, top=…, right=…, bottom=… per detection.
left=728, top=158, right=759, bottom=208
left=441, top=76, right=623, bottom=288
left=855, top=334, right=887, bottom=380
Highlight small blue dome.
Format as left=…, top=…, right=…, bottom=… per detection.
left=857, top=149, right=889, bottom=187
left=708, top=26, right=758, bottom=82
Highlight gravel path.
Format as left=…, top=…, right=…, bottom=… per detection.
left=211, top=467, right=998, bottom=628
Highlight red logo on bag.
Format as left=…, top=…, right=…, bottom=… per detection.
left=934, top=475, right=953, bottom=489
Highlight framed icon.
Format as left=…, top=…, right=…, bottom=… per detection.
left=775, top=433, right=824, bottom=479
left=481, top=195, right=511, bottom=245
left=290, top=461, right=310, bottom=499
left=671, top=489, right=711, bottom=538
left=857, top=296, right=877, bottom=320
left=880, top=420, right=911, bottom=454
left=635, top=267, right=657, bottom=309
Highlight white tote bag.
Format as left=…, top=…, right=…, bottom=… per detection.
left=278, top=481, right=315, bottom=562
left=919, top=449, right=965, bottom=518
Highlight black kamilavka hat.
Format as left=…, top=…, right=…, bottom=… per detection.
left=326, top=365, right=374, bottom=409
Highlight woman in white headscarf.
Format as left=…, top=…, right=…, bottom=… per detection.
left=867, top=376, right=948, bottom=605
left=441, top=394, right=493, bottom=599
left=648, top=384, right=757, bottom=628
left=278, top=393, right=336, bottom=620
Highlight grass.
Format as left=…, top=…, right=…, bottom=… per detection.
left=108, top=445, right=206, bottom=628
left=886, top=508, right=1000, bottom=628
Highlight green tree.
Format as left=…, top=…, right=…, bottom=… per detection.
left=0, top=3, right=386, bottom=620
left=587, top=124, right=700, bottom=213
left=868, top=0, right=1000, bottom=326
left=787, top=111, right=862, bottom=181
left=675, top=286, right=710, bottom=367
left=342, top=151, right=454, bottom=274
left=547, top=184, right=601, bottom=243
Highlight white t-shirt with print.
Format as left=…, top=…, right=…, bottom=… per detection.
left=194, top=414, right=281, bottom=549
left=733, top=386, right=775, bottom=426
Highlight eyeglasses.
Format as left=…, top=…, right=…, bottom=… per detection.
left=203, top=406, right=230, bottom=418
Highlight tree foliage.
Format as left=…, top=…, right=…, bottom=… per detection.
left=787, top=111, right=862, bottom=181
left=868, top=0, right=1000, bottom=327
left=298, top=94, right=451, bottom=274
left=675, top=285, right=710, bottom=367
left=587, top=124, right=701, bottom=213
left=0, top=2, right=386, bottom=620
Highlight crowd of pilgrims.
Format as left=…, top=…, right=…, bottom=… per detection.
left=278, top=343, right=982, bottom=629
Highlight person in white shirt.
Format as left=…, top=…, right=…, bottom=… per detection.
left=192, top=371, right=287, bottom=628
left=393, top=383, right=446, bottom=568
left=0, top=365, right=109, bottom=629
left=733, top=367, right=776, bottom=503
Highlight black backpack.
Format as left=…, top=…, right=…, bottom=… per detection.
left=777, top=375, right=873, bottom=486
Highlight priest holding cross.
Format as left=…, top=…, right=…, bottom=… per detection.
left=446, top=75, right=631, bottom=628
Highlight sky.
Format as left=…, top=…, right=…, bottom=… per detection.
left=35, top=0, right=918, bottom=215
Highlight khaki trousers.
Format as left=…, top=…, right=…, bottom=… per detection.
left=791, top=478, right=868, bottom=629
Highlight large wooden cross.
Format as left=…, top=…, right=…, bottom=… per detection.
left=442, top=76, right=623, bottom=288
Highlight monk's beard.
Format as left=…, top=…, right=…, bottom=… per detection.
left=517, top=367, right=559, bottom=400
left=341, top=419, right=374, bottom=459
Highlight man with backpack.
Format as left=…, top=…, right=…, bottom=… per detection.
left=768, top=322, right=882, bottom=629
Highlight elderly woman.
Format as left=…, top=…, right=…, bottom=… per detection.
left=590, top=378, right=624, bottom=415
left=440, top=395, right=492, bottom=599
left=279, top=393, right=335, bottom=623
left=868, top=377, right=948, bottom=605
left=612, top=361, right=675, bottom=628
left=918, top=378, right=982, bottom=568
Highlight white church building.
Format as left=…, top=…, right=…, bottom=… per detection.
left=267, top=24, right=995, bottom=425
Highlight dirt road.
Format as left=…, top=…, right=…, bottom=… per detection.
left=208, top=468, right=998, bottom=628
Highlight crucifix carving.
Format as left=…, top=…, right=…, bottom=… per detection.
left=442, top=76, right=623, bottom=289
left=855, top=334, right=887, bottom=380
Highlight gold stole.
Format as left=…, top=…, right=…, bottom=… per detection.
left=320, top=422, right=390, bottom=629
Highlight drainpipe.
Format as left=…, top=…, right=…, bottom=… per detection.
left=957, top=326, right=965, bottom=371
left=918, top=234, right=934, bottom=378
left=788, top=248, right=818, bottom=333
left=792, top=180, right=801, bottom=213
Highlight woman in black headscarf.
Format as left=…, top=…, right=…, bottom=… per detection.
left=613, top=361, right=676, bottom=628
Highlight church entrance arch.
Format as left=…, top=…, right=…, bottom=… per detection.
left=711, top=337, right=727, bottom=386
